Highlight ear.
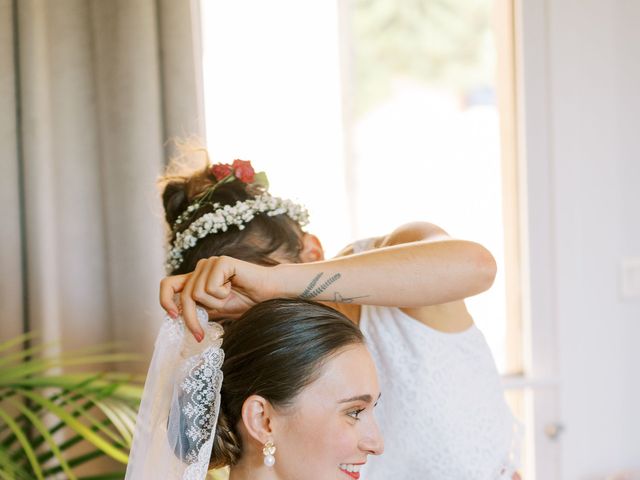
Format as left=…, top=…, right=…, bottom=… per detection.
left=240, top=394, right=274, bottom=444
left=299, top=233, right=324, bottom=262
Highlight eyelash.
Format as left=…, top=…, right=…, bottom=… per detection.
left=347, top=408, right=365, bottom=420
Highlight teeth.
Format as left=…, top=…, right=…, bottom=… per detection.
left=339, top=464, right=361, bottom=473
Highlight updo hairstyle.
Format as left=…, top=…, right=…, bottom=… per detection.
left=159, top=143, right=305, bottom=274
left=209, top=298, right=364, bottom=468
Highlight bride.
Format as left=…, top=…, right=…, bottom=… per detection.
left=125, top=298, right=383, bottom=479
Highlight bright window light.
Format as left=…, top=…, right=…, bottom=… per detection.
left=200, top=0, right=349, bottom=256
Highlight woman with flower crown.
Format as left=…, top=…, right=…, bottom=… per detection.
left=156, top=146, right=521, bottom=480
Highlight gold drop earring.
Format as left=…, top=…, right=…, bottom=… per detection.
left=263, top=440, right=276, bottom=467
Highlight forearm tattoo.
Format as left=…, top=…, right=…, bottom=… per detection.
left=300, top=272, right=341, bottom=299
left=299, top=272, right=369, bottom=303
left=332, top=292, right=370, bottom=304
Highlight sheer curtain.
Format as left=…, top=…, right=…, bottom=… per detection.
left=0, top=0, right=204, bottom=363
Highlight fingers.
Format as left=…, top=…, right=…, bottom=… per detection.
left=180, top=259, right=207, bottom=342
left=161, top=256, right=244, bottom=342
left=177, top=257, right=236, bottom=342
left=159, top=274, right=189, bottom=319
left=192, top=259, right=216, bottom=307
left=192, top=259, right=232, bottom=309
left=204, top=258, right=234, bottom=302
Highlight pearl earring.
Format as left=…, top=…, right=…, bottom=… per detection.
left=263, top=440, right=276, bottom=467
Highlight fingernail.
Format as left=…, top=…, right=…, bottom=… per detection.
left=168, top=310, right=178, bottom=319
left=195, top=332, right=204, bottom=343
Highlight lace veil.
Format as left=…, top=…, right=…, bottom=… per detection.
left=125, top=307, right=224, bottom=479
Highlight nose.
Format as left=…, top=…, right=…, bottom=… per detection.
left=358, top=419, right=384, bottom=455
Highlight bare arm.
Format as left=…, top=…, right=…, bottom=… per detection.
left=272, top=223, right=496, bottom=307
left=160, top=222, right=496, bottom=340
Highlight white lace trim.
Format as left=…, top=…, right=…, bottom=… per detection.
left=179, top=346, right=224, bottom=466
left=126, top=308, right=224, bottom=480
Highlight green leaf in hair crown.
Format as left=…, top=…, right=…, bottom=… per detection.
left=252, top=171, right=269, bottom=190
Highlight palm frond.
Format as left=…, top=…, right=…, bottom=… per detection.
left=0, top=404, right=45, bottom=479
left=0, top=333, right=144, bottom=478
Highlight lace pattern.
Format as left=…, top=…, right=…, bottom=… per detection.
left=178, top=346, right=224, bottom=465
left=360, top=304, right=522, bottom=480
left=126, top=308, right=224, bottom=480
left=351, top=237, right=521, bottom=479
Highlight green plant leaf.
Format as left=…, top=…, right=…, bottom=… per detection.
left=252, top=171, right=270, bottom=190
left=0, top=332, right=144, bottom=478
left=9, top=383, right=116, bottom=459
left=0, top=332, right=38, bottom=354
left=31, top=386, right=137, bottom=462
left=7, top=397, right=77, bottom=480
left=16, top=389, right=129, bottom=464
left=6, top=380, right=103, bottom=453
left=0, top=405, right=44, bottom=479
left=0, top=446, right=32, bottom=480
left=0, top=343, right=53, bottom=369
left=0, top=353, right=140, bottom=384
left=36, top=418, right=114, bottom=465
left=93, top=398, right=136, bottom=446
left=7, top=374, right=144, bottom=402
left=41, top=448, right=105, bottom=476
left=47, top=393, right=124, bottom=446
left=77, top=473, right=128, bottom=480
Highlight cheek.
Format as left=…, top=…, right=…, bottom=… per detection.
left=277, top=412, right=359, bottom=475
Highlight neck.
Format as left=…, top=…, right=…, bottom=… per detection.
left=228, top=456, right=279, bottom=480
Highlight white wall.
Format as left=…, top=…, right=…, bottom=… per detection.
left=521, top=1, right=640, bottom=478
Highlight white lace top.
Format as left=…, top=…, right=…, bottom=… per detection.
left=354, top=240, right=521, bottom=479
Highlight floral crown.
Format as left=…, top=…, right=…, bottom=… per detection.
left=166, top=160, right=310, bottom=272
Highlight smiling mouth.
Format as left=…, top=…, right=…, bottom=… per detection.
left=339, top=464, right=362, bottom=479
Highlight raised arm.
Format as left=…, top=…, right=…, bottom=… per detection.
left=273, top=222, right=496, bottom=307
left=160, top=222, right=496, bottom=340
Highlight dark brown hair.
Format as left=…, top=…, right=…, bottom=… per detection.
left=209, top=298, right=364, bottom=468
left=159, top=144, right=305, bottom=274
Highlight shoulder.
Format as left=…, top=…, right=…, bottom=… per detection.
left=336, top=222, right=451, bottom=257
left=334, top=222, right=450, bottom=257
left=333, top=237, right=380, bottom=257
left=378, top=222, right=451, bottom=247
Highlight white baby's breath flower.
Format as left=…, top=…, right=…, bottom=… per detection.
left=166, top=193, right=309, bottom=272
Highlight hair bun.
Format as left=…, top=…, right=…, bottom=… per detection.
left=209, top=407, right=242, bottom=468
left=162, top=181, right=190, bottom=226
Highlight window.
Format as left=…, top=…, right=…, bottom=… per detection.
left=200, top=1, right=540, bottom=476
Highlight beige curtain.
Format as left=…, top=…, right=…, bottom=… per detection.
left=0, top=0, right=204, bottom=363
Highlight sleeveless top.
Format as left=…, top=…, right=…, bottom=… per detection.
left=353, top=239, right=521, bottom=479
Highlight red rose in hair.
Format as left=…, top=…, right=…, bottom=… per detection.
left=210, top=163, right=232, bottom=181
left=232, top=159, right=255, bottom=183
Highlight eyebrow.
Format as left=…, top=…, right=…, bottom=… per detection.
left=338, top=393, right=382, bottom=404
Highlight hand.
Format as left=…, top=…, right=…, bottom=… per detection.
left=159, top=256, right=278, bottom=341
